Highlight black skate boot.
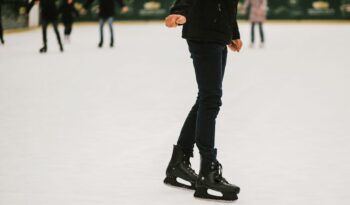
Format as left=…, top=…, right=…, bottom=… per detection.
left=194, top=157, right=240, bottom=201
left=39, top=45, right=47, bottom=53
left=164, top=145, right=198, bottom=190
left=59, top=44, right=64, bottom=52
left=98, top=40, right=103, bottom=48
left=0, top=38, right=4, bottom=44
left=110, top=38, right=114, bottom=48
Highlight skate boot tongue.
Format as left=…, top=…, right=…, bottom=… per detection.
left=184, top=158, right=197, bottom=177
left=213, top=162, right=228, bottom=184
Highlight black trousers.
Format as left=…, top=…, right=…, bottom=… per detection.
left=0, top=17, right=3, bottom=42
left=42, top=19, right=62, bottom=47
left=63, top=21, right=73, bottom=35
left=177, top=40, right=228, bottom=160
left=99, top=17, right=114, bottom=44
left=251, top=22, right=265, bottom=43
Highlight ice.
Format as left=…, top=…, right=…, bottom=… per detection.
left=0, top=22, right=350, bottom=205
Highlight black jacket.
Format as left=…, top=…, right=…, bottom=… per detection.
left=170, top=0, right=240, bottom=45
left=59, top=1, right=79, bottom=23
left=84, top=0, right=125, bottom=19
left=28, top=0, right=59, bottom=21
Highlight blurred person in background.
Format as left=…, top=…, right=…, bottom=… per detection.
left=163, top=0, right=242, bottom=201
left=243, top=0, right=268, bottom=48
left=0, top=0, right=4, bottom=44
left=59, top=0, right=79, bottom=43
left=82, top=0, right=129, bottom=48
left=27, top=0, right=64, bottom=53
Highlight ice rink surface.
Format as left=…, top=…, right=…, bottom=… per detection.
left=0, top=22, right=350, bottom=205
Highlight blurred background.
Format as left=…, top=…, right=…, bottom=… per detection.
left=1, top=0, right=350, bottom=30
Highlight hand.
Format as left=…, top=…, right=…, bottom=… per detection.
left=79, top=8, right=87, bottom=15
left=165, top=14, right=186, bottom=28
left=121, top=6, right=129, bottom=14
left=228, top=39, right=243, bottom=52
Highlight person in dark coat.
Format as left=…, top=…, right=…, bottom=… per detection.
left=59, top=0, right=79, bottom=42
left=27, top=0, right=64, bottom=53
left=83, top=0, right=128, bottom=47
left=163, top=0, right=243, bottom=201
left=0, top=0, right=4, bottom=44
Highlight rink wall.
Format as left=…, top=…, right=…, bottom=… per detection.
left=1, top=0, right=28, bottom=29
left=1, top=0, right=350, bottom=32
left=74, top=0, right=350, bottom=21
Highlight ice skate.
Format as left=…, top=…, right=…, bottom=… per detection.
left=39, top=45, right=47, bottom=53
left=0, top=38, right=4, bottom=44
left=259, top=43, right=265, bottom=48
left=59, top=43, right=64, bottom=52
left=110, top=39, right=114, bottom=48
left=164, top=145, right=198, bottom=190
left=98, top=40, right=103, bottom=48
left=194, top=157, right=240, bottom=201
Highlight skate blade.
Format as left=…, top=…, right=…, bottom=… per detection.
left=164, top=176, right=195, bottom=190
left=194, top=197, right=238, bottom=203
left=194, top=187, right=238, bottom=202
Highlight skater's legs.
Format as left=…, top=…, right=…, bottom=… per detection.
left=251, top=22, right=255, bottom=44
left=64, top=22, right=69, bottom=35
left=177, top=46, right=227, bottom=157
left=258, top=22, right=265, bottom=43
left=52, top=20, right=62, bottom=43
left=42, top=19, right=49, bottom=47
left=0, top=17, right=4, bottom=43
left=64, top=21, right=73, bottom=36
left=99, top=18, right=105, bottom=45
left=177, top=100, right=199, bottom=155
left=221, top=46, right=228, bottom=80
left=187, top=40, right=226, bottom=160
left=52, top=20, right=63, bottom=50
left=108, top=17, right=114, bottom=44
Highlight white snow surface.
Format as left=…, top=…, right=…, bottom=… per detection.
left=0, top=22, right=350, bottom=205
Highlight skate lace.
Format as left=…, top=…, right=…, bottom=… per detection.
left=184, top=160, right=197, bottom=176
left=214, top=162, right=228, bottom=183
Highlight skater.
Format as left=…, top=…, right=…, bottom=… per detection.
left=243, top=0, right=268, bottom=48
left=27, top=0, right=64, bottom=53
left=163, top=0, right=242, bottom=201
left=83, top=0, right=128, bottom=48
left=0, top=0, right=4, bottom=44
left=59, top=0, right=79, bottom=43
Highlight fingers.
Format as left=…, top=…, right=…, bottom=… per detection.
left=79, top=9, right=86, bottom=15
left=165, top=15, right=186, bottom=28
left=121, top=6, right=129, bottom=13
left=165, top=16, right=174, bottom=27
left=165, top=16, right=178, bottom=28
left=228, top=43, right=237, bottom=52
left=176, top=16, right=186, bottom=25
left=229, top=40, right=243, bottom=52
left=236, top=40, right=243, bottom=52
left=228, top=42, right=239, bottom=52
